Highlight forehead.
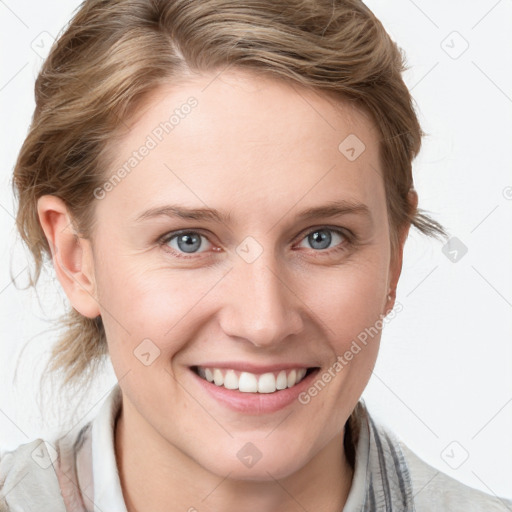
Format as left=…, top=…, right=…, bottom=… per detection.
left=97, top=69, right=386, bottom=224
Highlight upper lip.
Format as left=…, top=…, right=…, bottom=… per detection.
left=192, top=362, right=318, bottom=374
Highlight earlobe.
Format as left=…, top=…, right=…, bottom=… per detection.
left=385, top=224, right=410, bottom=311
left=37, top=195, right=100, bottom=318
left=384, top=188, right=417, bottom=314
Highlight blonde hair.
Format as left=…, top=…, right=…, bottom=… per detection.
left=13, top=0, right=446, bottom=388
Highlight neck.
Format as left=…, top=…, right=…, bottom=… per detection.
left=115, top=402, right=354, bottom=512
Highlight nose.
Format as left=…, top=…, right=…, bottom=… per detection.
left=218, top=250, right=304, bottom=348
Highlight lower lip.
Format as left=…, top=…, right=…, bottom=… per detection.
left=190, top=367, right=320, bottom=414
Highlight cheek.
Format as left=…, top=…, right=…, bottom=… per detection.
left=94, top=254, right=220, bottom=355
left=305, top=258, right=390, bottom=347
left=298, top=263, right=387, bottom=414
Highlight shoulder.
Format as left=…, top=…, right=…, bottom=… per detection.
left=0, top=438, right=67, bottom=511
left=0, top=385, right=121, bottom=512
left=355, top=403, right=512, bottom=512
left=397, top=440, right=512, bottom=512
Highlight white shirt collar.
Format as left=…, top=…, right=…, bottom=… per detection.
left=91, top=384, right=127, bottom=512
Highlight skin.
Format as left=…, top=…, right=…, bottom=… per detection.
left=37, top=69, right=415, bottom=512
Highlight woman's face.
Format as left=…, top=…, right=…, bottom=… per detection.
left=88, top=70, right=403, bottom=479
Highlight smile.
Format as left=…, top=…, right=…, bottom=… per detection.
left=193, top=366, right=315, bottom=393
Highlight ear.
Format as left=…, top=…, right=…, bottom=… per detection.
left=37, top=195, right=100, bottom=318
left=385, top=188, right=418, bottom=313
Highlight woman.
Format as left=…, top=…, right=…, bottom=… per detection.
left=1, top=0, right=510, bottom=510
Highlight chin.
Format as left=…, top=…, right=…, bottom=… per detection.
left=213, top=458, right=304, bottom=482
left=193, top=439, right=311, bottom=482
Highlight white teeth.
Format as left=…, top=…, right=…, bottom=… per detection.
left=276, top=370, right=288, bottom=390
left=213, top=368, right=224, bottom=386
left=258, top=373, right=276, bottom=393
left=239, top=372, right=258, bottom=392
left=287, top=369, right=297, bottom=388
left=224, top=369, right=238, bottom=390
left=196, top=366, right=310, bottom=393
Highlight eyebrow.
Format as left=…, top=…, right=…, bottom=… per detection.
left=133, top=199, right=371, bottom=224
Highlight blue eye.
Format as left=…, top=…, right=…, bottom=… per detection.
left=163, top=231, right=211, bottom=254
left=298, top=228, right=346, bottom=251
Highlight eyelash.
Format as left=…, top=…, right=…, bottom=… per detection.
left=158, top=226, right=355, bottom=260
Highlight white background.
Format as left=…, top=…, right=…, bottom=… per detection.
left=1, top=0, right=511, bottom=502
